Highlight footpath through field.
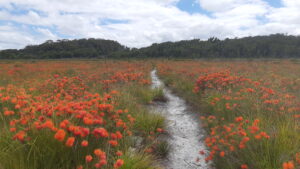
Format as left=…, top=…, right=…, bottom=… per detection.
left=150, top=70, right=211, bottom=169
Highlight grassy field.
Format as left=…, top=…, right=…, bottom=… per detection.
left=0, top=60, right=167, bottom=169
left=0, top=59, right=299, bottom=169
left=156, top=59, right=300, bottom=169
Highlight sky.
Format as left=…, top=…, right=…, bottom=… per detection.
left=0, top=0, right=300, bottom=50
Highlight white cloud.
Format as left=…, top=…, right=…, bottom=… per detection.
left=198, top=0, right=241, bottom=12
left=0, top=24, right=35, bottom=49
left=0, top=0, right=300, bottom=50
left=36, top=28, right=57, bottom=39
left=282, top=0, right=300, bottom=7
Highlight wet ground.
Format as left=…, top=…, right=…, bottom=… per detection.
left=150, top=70, right=210, bottom=169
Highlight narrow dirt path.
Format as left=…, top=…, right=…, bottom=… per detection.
left=151, top=70, right=211, bottom=169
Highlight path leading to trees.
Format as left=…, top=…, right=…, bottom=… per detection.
left=151, top=70, right=210, bottom=169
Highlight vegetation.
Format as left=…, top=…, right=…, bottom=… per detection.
left=0, top=59, right=299, bottom=169
left=0, top=60, right=166, bottom=169
left=156, top=60, right=300, bottom=169
left=0, top=39, right=127, bottom=59
left=130, top=34, right=300, bottom=58
left=2, top=34, right=300, bottom=59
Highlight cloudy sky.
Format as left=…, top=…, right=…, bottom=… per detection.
left=0, top=0, right=299, bottom=50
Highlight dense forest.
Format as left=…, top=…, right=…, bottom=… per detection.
left=126, top=34, right=300, bottom=58
left=1, top=34, right=300, bottom=59
left=0, top=38, right=127, bottom=59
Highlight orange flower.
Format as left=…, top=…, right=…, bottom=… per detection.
left=145, top=148, right=153, bottom=153
left=99, top=159, right=107, bottom=165
left=241, top=164, right=248, bottom=169
left=283, top=161, right=294, bottom=169
left=94, top=149, right=106, bottom=160
left=255, top=134, right=262, bottom=140
left=85, top=155, right=93, bottom=163
left=114, top=159, right=124, bottom=168
left=109, top=140, right=118, bottom=147
left=10, top=127, right=16, bottom=132
left=235, top=116, right=243, bottom=122
left=296, top=152, right=300, bottom=164
left=81, top=140, right=88, bottom=147
left=4, top=110, right=14, bottom=116
left=83, top=117, right=93, bottom=125
left=94, top=149, right=103, bottom=156
left=54, top=129, right=66, bottom=142
left=65, top=137, right=75, bottom=147
left=156, top=128, right=163, bottom=132
left=116, top=151, right=123, bottom=156
left=13, top=131, right=26, bottom=142
left=219, top=151, right=225, bottom=157
left=93, top=128, right=109, bottom=138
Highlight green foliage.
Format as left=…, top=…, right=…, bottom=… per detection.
left=114, top=34, right=300, bottom=58
left=134, top=112, right=165, bottom=134
left=119, top=152, right=161, bottom=169
left=153, top=140, right=170, bottom=158
left=158, top=67, right=300, bottom=169
left=151, top=88, right=167, bottom=102
left=0, top=38, right=127, bottom=59
left=2, top=34, right=300, bottom=59
left=0, top=130, right=75, bottom=169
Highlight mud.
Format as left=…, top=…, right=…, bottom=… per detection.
left=150, top=69, right=211, bottom=169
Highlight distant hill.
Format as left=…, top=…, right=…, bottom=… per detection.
left=0, top=38, right=127, bottom=59
left=1, top=34, right=300, bottom=59
left=118, top=34, right=300, bottom=59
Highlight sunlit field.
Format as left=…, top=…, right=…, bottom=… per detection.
left=157, top=59, right=300, bottom=169
left=0, top=59, right=299, bottom=169
left=0, top=60, right=166, bottom=169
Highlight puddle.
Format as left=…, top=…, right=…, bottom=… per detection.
left=150, top=70, right=211, bottom=169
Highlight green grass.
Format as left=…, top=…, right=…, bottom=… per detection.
left=119, top=152, right=161, bottom=169
left=0, top=76, right=167, bottom=169
left=0, top=130, right=75, bottom=169
left=152, top=140, right=170, bottom=158
left=134, top=112, right=165, bottom=134
left=157, top=69, right=300, bottom=169
left=151, top=88, right=167, bottom=102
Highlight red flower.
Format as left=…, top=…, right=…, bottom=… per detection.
left=65, top=137, right=75, bottom=147
left=85, top=155, right=93, bottom=163
left=241, top=164, right=248, bottom=169
left=283, top=161, right=294, bottom=169
left=81, top=140, right=88, bottom=147
left=109, top=140, right=118, bottom=147
left=114, top=159, right=124, bottom=168
left=54, top=129, right=66, bottom=142
left=116, top=151, right=123, bottom=156
left=235, top=116, right=243, bottom=122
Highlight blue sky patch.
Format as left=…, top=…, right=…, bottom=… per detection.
left=3, top=3, right=47, bottom=17
left=100, top=18, right=129, bottom=26
left=176, top=0, right=211, bottom=16
left=265, top=0, right=282, bottom=8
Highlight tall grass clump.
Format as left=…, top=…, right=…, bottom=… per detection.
left=157, top=60, right=300, bottom=169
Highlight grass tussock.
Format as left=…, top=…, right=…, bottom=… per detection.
left=0, top=60, right=166, bottom=169
left=156, top=60, right=300, bottom=169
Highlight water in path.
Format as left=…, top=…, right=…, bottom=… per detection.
left=150, top=70, right=210, bottom=169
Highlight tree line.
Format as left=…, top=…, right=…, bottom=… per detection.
left=0, top=38, right=127, bottom=59
left=1, top=34, right=300, bottom=59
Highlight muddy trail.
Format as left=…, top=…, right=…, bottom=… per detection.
left=150, top=70, right=211, bottom=169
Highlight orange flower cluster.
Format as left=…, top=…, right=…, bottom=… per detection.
left=283, top=161, right=294, bottom=169
left=0, top=75, right=130, bottom=167
left=157, top=61, right=299, bottom=169
left=201, top=116, right=269, bottom=162
left=193, top=70, right=250, bottom=93
left=0, top=61, right=153, bottom=168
